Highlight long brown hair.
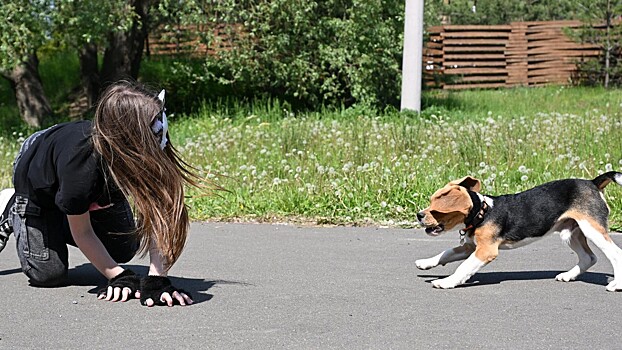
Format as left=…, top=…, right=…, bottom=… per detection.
left=92, top=80, right=200, bottom=270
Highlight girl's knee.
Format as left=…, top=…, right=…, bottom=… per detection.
left=110, top=249, right=137, bottom=264
left=25, top=265, right=68, bottom=287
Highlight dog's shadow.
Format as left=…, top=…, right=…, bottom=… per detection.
left=419, top=270, right=613, bottom=288
left=68, top=263, right=251, bottom=304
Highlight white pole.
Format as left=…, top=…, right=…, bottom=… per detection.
left=400, top=0, right=424, bottom=112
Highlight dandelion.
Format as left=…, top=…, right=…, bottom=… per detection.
left=521, top=175, right=528, bottom=182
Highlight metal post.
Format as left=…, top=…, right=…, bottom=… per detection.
left=400, top=0, right=424, bottom=113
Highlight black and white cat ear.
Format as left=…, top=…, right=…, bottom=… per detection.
left=157, top=89, right=165, bottom=104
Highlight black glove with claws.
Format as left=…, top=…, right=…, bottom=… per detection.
left=98, top=269, right=141, bottom=298
left=140, top=276, right=191, bottom=306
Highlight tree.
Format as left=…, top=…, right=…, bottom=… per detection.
left=0, top=2, right=54, bottom=127
left=1, top=0, right=160, bottom=126
left=442, top=0, right=579, bottom=25
left=53, top=0, right=156, bottom=113
left=571, top=0, right=622, bottom=87
left=195, top=0, right=405, bottom=108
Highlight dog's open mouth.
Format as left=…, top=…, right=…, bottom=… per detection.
left=425, top=224, right=444, bottom=236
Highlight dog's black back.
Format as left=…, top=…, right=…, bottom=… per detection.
left=481, top=178, right=609, bottom=241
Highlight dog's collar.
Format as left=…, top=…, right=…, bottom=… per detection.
left=459, top=191, right=489, bottom=244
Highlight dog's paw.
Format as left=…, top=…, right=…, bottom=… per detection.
left=555, top=270, right=578, bottom=282
left=415, top=258, right=438, bottom=270
left=605, top=279, right=622, bottom=292
left=431, top=278, right=457, bottom=289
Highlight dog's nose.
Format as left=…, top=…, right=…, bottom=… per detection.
left=416, top=212, right=425, bottom=221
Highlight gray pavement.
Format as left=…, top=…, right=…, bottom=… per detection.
left=1, top=222, right=622, bottom=349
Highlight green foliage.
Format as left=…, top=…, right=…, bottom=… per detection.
left=444, top=0, right=581, bottom=25
left=51, top=0, right=136, bottom=48
left=568, top=0, right=622, bottom=87
left=0, top=1, right=51, bottom=72
left=140, top=56, right=233, bottom=113
left=0, top=0, right=133, bottom=72
left=198, top=0, right=404, bottom=108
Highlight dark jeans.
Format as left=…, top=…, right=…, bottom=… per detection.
left=10, top=195, right=138, bottom=287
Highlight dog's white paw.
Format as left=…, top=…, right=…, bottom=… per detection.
left=431, top=278, right=458, bottom=289
left=415, top=258, right=438, bottom=270
left=606, top=279, right=622, bottom=292
left=555, top=271, right=578, bottom=282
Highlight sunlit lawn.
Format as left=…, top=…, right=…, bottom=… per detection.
left=1, top=86, right=622, bottom=230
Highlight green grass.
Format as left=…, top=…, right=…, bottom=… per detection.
left=1, top=54, right=622, bottom=229
left=162, top=88, right=622, bottom=230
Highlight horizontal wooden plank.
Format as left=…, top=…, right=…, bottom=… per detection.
left=423, top=48, right=443, bottom=55
left=426, top=26, right=444, bottom=33
left=458, top=75, right=507, bottom=82
left=443, top=31, right=510, bottom=38
left=528, top=75, right=570, bottom=84
left=445, top=67, right=508, bottom=74
left=528, top=42, right=598, bottom=50
left=526, top=32, right=568, bottom=40
left=527, top=48, right=601, bottom=56
left=425, top=42, right=443, bottom=49
left=529, top=61, right=577, bottom=69
left=444, top=38, right=509, bottom=45
left=443, top=53, right=506, bottom=60
left=443, top=25, right=512, bottom=31
left=444, top=60, right=506, bottom=67
left=529, top=67, right=576, bottom=76
left=524, top=20, right=583, bottom=29
left=444, top=46, right=505, bottom=52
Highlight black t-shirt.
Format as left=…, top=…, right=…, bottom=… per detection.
left=13, top=121, right=122, bottom=215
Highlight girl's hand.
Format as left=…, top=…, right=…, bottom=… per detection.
left=97, top=269, right=141, bottom=302
left=139, top=275, right=193, bottom=307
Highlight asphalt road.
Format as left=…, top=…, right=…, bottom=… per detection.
left=1, top=222, right=621, bottom=349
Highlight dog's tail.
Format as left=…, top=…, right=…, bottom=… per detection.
left=592, top=171, right=622, bottom=190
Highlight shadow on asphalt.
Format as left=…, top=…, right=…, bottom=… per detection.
left=419, top=270, right=613, bottom=288
left=0, top=268, right=22, bottom=276
left=66, top=263, right=251, bottom=304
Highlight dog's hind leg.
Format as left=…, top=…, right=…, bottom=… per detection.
left=555, top=225, right=598, bottom=282
left=576, top=219, right=622, bottom=291
left=415, top=243, right=475, bottom=270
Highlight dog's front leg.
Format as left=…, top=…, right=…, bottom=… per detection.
left=431, top=238, right=499, bottom=289
left=415, top=243, right=475, bottom=270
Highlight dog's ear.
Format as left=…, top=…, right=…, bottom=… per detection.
left=429, top=187, right=471, bottom=215
left=448, top=176, right=481, bottom=192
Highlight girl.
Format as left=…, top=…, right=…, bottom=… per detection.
left=0, top=80, right=200, bottom=307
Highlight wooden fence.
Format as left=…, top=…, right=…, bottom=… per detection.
left=145, top=24, right=237, bottom=57
left=424, top=20, right=602, bottom=89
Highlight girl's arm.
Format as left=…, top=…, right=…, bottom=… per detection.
left=143, top=238, right=193, bottom=307
left=148, top=238, right=167, bottom=277
left=67, top=213, right=135, bottom=301
left=67, top=212, right=123, bottom=279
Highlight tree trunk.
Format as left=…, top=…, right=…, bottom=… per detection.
left=79, top=43, right=101, bottom=108
left=100, top=0, right=152, bottom=86
left=1, top=54, right=53, bottom=128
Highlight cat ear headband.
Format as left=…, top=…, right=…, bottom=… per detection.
left=151, top=90, right=168, bottom=150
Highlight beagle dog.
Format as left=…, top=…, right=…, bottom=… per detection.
left=416, top=171, right=622, bottom=291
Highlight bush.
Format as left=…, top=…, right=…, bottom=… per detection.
left=201, top=0, right=405, bottom=109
